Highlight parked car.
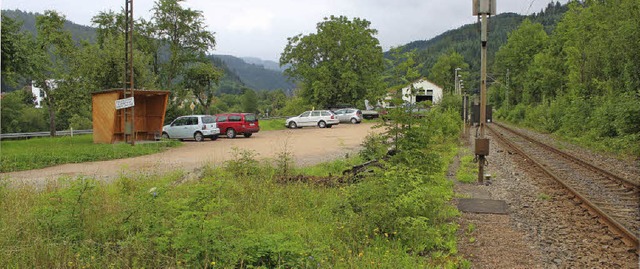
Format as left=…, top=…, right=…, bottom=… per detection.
left=332, top=108, right=363, bottom=124
left=285, top=110, right=339, bottom=129
left=214, top=113, right=260, bottom=138
left=162, top=115, right=220, bottom=141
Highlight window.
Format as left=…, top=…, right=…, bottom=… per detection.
left=311, top=111, right=321, bottom=117
left=321, top=111, right=331, bottom=116
left=334, top=109, right=344, bottom=115
left=229, top=115, right=242, bottom=122
left=202, top=116, right=216, bottom=124
left=173, top=117, right=187, bottom=126
left=245, top=114, right=257, bottom=122
left=300, top=112, right=311, bottom=117
left=217, top=115, right=228, bottom=122
left=187, top=117, right=197, bottom=125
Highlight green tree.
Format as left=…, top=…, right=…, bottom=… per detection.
left=494, top=19, right=548, bottom=106
left=183, top=61, right=222, bottom=114
left=427, top=51, right=469, bottom=94
left=241, top=88, right=258, bottom=113
left=1, top=14, right=34, bottom=87
left=152, top=0, right=216, bottom=91
left=280, top=15, right=384, bottom=108
left=32, top=10, right=75, bottom=136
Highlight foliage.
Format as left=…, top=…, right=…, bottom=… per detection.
left=280, top=15, right=384, bottom=108
left=0, top=108, right=465, bottom=268
left=0, top=90, right=47, bottom=133
left=428, top=51, right=470, bottom=94
left=0, top=135, right=180, bottom=172
left=494, top=0, right=640, bottom=157
left=1, top=14, right=34, bottom=87
left=183, top=61, right=223, bottom=114
left=241, top=88, right=258, bottom=113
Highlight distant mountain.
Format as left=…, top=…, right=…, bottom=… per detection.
left=387, top=1, right=568, bottom=90
left=2, top=9, right=96, bottom=43
left=1, top=9, right=292, bottom=92
left=214, top=55, right=295, bottom=91
left=241, top=57, right=284, bottom=72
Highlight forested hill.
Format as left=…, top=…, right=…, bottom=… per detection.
left=213, top=55, right=295, bottom=91
left=1, top=9, right=292, bottom=92
left=388, top=1, right=568, bottom=89
left=2, top=9, right=96, bottom=43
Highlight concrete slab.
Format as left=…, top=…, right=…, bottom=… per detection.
left=457, top=198, right=509, bottom=214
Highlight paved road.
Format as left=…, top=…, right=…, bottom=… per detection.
left=1, top=123, right=381, bottom=187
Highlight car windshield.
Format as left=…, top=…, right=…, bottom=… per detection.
left=300, top=112, right=311, bottom=117
left=245, top=114, right=257, bottom=122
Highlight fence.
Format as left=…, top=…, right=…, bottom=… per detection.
left=0, top=129, right=93, bottom=140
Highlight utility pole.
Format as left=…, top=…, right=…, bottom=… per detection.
left=124, top=0, right=135, bottom=145
left=473, top=0, right=495, bottom=184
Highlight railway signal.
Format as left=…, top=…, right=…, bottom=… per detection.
left=473, top=0, right=496, bottom=183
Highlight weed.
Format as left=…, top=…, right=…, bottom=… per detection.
left=537, top=193, right=551, bottom=201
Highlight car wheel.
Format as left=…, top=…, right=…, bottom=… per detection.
left=194, top=132, right=204, bottom=142
left=226, top=128, right=236, bottom=139
left=288, top=121, right=298, bottom=129
left=211, top=134, right=219, bottom=141
left=162, top=132, right=170, bottom=139
left=350, top=118, right=358, bottom=124
left=243, top=133, right=252, bottom=138
left=318, top=121, right=327, bottom=128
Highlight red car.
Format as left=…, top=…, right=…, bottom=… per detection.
left=214, top=113, right=260, bottom=138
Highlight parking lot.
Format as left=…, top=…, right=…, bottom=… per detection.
left=3, top=122, right=381, bottom=186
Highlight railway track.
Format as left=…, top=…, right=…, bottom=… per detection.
left=487, top=122, right=639, bottom=250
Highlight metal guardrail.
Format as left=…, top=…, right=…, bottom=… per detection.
left=0, top=129, right=93, bottom=140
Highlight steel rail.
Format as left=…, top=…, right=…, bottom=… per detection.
left=493, top=121, right=639, bottom=190
left=487, top=123, right=639, bottom=250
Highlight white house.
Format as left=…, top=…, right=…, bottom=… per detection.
left=381, top=78, right=444, bottom=108
left=30, top=80, right=58, bottom=108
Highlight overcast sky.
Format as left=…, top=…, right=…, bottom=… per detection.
left=2, top=0, right=566, bottom=61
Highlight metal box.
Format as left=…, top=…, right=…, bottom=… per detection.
left=475, top=138, right=490, bottom=156
left=473, top=0, right=497, bottom=16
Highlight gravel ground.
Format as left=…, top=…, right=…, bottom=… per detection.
left=456, top=123, right=639, bottom=268
left=0, top=123, right=382, bottom=188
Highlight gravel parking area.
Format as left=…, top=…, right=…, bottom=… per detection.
left=1, top=123, right=381, bottom=187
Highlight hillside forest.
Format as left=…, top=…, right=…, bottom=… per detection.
left=1, top=0, right=638, bottom=155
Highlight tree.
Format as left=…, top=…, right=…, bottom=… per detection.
left=1, top=14, right=34, bottom=88
left=280, top=15, right=384, bottom=108
left=152, top=0, right=216, bottom=91
left=241, top=88, right=258, bottom=113
left=183, top=61, right=222, bottom=114
left=427, top=51, right=469, bottom=94
left=32, top=10, right=75, bottom=136
left=494, top=19, right=548, bottom=106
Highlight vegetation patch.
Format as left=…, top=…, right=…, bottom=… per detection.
left=456, top=148, right=479, bottom=184
left=0, top=104, right=467, bottom=268
left=0, top=135, right=180, bottom=172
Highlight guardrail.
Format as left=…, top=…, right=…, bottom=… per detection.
left=0, top=129, right=93, bottom=140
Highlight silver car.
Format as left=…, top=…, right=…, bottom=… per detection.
left=333, top=108, right=363, bottom=124
left=285, top=110, right=340, bottom=129
left=162, top=115, right=220, bottom=141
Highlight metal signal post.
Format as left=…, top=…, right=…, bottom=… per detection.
left=473, top=0, right=495, bottom=183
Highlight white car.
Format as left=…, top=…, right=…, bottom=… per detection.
left=285, top=110, right=340, bottom=129
left=162, top=115, right=220, bottom=141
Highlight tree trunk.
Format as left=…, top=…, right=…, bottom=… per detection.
left=47, top=96, right=56, bottom=137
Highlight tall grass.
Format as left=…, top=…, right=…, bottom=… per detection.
left=0, top=108, right=467, bottom=268
left=0, top=135, right=180, bottom=172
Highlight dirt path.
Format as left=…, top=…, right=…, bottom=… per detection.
left=2, top=123, right=381, bottom=186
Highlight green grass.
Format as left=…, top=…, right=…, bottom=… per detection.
left=258, top=118, right=287, bottom=131
left=0, top=108, right=468, bottom=268
left=456, top=148, right=479, bottom=184
left=0, top=135, right=180, bottom=172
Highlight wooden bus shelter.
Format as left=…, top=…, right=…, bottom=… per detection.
left=92, top=89, right=170, bottom=143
